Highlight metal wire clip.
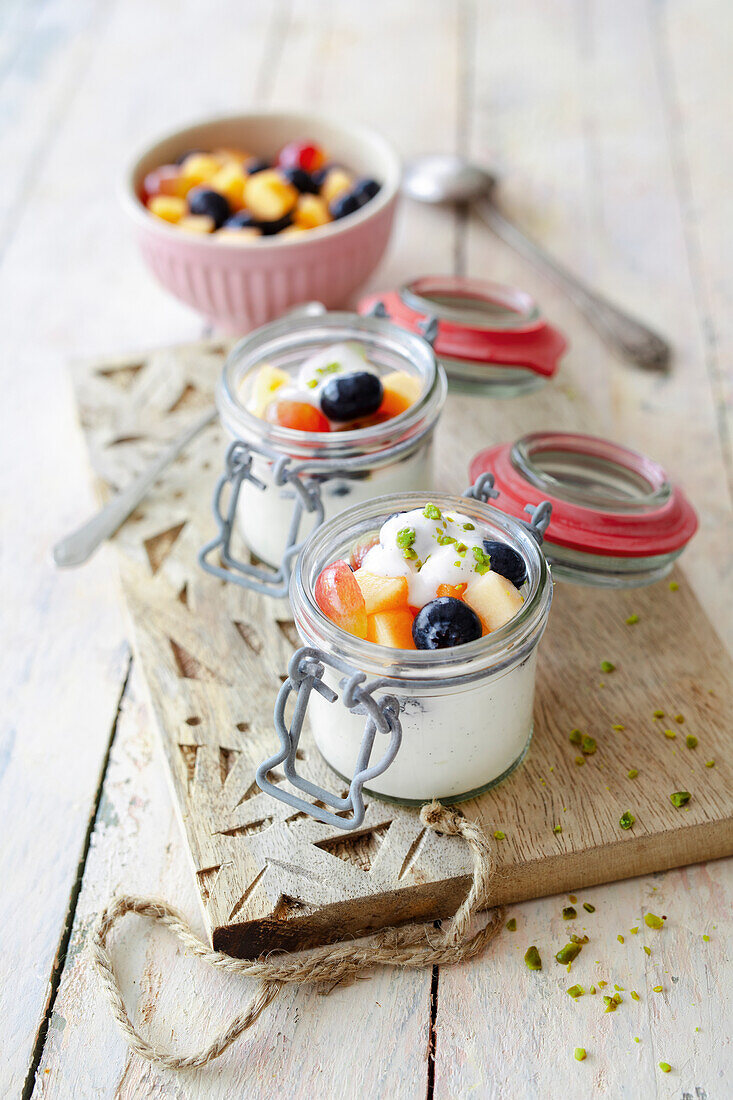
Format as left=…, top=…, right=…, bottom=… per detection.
left=255, top=647, right=402, bottom=830
left=463, top=472, right=552, bottom=544
left=198, top=440, right=325, bottom=599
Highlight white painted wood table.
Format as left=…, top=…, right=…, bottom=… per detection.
left=2, top=1, right=731, bottom=1097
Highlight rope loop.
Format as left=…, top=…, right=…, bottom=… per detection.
left=90, top=801, right=503, bottom=1071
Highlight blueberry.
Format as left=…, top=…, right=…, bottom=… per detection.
left=320, top=371, right=384, bottom=421
left=482, top=540, right=527, bottom=587
left=187, top=187, right=231, bottom=229
left=258, top=213, right=293, bottom=236
left=311, top=166, right=330, bottom=189
left=329, top=191, right=361, bottom=219
left=353, top=178, right=380, bottom=205
left=412, top=597, right=482, bottom=650
left=224, top=210, right=257, bottom=229
left=280, top=167, right=319, bottom=193
left=245, top=157, right=271, bottom=175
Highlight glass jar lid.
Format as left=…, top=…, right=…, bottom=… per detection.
left=358, top=275, right=567, bottom=396
left=469, top=432, right=698, bottom=587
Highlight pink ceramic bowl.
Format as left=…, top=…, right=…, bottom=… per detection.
left=124, top=111, right=400, bottom=333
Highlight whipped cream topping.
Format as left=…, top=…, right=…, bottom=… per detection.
left=361, top=504, right=491, bottom=608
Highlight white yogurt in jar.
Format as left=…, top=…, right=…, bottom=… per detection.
left=287, top=493, right=553, bottom=805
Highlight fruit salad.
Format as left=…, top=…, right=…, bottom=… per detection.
left=315, top=503, right=527, bottom=648
left=141, top=140, right=380, bottom=239
left=246, top=341, right=422, bottom=433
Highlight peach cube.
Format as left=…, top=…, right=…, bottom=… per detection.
left=367, top=609, right=416, bottom=649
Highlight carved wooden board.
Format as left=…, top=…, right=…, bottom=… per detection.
left=71, top=340, right=733, bottom=958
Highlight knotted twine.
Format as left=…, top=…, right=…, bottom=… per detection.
left=91, top=800, right=503, bottom=1071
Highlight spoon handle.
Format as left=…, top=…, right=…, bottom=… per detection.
left=53, top=407, right=217, bottom=567
left=475, top=198, right=670, bottom=370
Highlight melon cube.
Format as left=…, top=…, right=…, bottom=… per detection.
left=293, top=193, right=331, bottom=229
left=248, top=363, right=289, bottom=416
left=464, top=571, right=524, bottom=632
left=378, top=371, right=423, bottom=418
left=178, top=214, right=215, bottom=234
left=353, top=570, right=408, bottom=614
left=321, top=167, right=353, bottom=205
left=243, top=170, right=298, bottom=221
left=366, top=609, right=416, bottom=649
left=209, top=164, right=248, bottom=209
left=179, top=153, right=221, bottom=186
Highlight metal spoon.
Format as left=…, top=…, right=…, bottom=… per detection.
left=402, top=154, right=670, bottom=370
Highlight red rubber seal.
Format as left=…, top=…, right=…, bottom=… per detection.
left=469, top=433, right=698, bottom=558
left=359, top=276, right=566, bottom=379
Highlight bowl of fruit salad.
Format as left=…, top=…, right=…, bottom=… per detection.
left=124, top=111, right=400, bottom=332
left=255, top=491, right=553, bottom=819
left=199, top=309, right=447, bottom=597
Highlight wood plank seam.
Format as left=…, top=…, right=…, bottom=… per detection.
left=20, top=654, right=133, bottom=1100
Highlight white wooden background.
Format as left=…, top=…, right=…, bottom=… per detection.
left=2, top=1, right=731, bottom=1097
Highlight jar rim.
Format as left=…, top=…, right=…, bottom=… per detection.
left=216, top=312, right=446, bottom=462
left=400, top=275, right=541, bottom=331
left=290, top=491, right=553, bottom=687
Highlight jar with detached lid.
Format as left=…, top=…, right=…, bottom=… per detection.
left=254, top=431, right=697, bottom=831
left=199, top=307, right=447, bottom=597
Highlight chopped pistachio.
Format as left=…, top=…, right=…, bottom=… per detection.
left=436, top=533, right=456, bottom=547
left=569, top=728, right=583, bottom=745
left=619, top=811, right=635, bottom=831
left=614, top=984, right=624, bottom=991
left=653, top=985, right=663, bottom=993
left=644, top=946, right=652, bottom=956
left=630, top=990, right=640, bottom=1001
left=553, top=824, right=563, bottom=834
left=524, top=945, right=542, bottom=971
left=612, top=993, right=622, bottom=1004
left=555, top=942, right=582, bottom=965
left=645, top=913, right=664, bottom=930
left=674, top=713, right=685, bottom=723
left=403, top=546, right=418, bottom=560
left=471, top=545, right=492, bottom=575
left=396, top=527, right=416, bottom=550
left=567, top=984, right=584, bottom=999
left=574, top=1047, right=586, bottom=1061
left=604, top=998, right=618, bottom=1014
left=617, top=934, right=625, bottom=944
left=589, top=985, right=596, bottom=994
left=306, top=378, right=318, bottom=389
left=670, top=790, right=691, bottom=808
left=634, top=1037, right=640, bottom=1043
left=462, top=522, right=475, bottom=531
left=569, top=894, right=577, bottom=903
left=563, top=906, right=577, bottom=920
left=669, top=580, right=679, bottom=591
left=702, top=934, right=710, bottom=942
left=581, top=736, right=597, bottom=755
left=659, top=1061, right=671, bottom=1073
left=705, top=759, right=716, bottom=768
left=598, top=980, right=608, bottom=988
left=686, top=734, right=698, bottom=749
left=494, top=830, right=506, bottom=840
left=625, top=613, right=639, bottom=625
left=575, top=756, right=586, bottom=766
left=570, top=933, right=589, bottom=945
left=423, top=503, right=442, bottom=520
left=506, top=917, right=517, bottom=932
left=583, top=902, right=595, bottom=913
left=663, top=728, right=676, bottom=739
left=600, top=660, right=615, bottom=673
left=630, top=926, right=639, bottom=935
left=612, top=723, right=625, bottom=731
left=653, top=709, right=664, bottom=719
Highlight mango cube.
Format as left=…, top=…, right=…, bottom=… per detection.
left=366, top=609, right=416, bottom=649
left=178, top=214, right=215, bottom=234
left=354, top=571, right=408, bottom=614
left=464, top=571, right=524, bottom=632
left=148, top=195, right=187, bottom=223
left=243, top=170, right=298, bottom=222
left=321, top=167, right=353, bottom=205
left=209, top=164, right=248, bottom=209
left=179, top=153, right=221, bottom=186
left=293, top=194, right=331, bottom=229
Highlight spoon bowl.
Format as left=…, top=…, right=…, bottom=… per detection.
left=402, top=154, right=496, bottom=205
